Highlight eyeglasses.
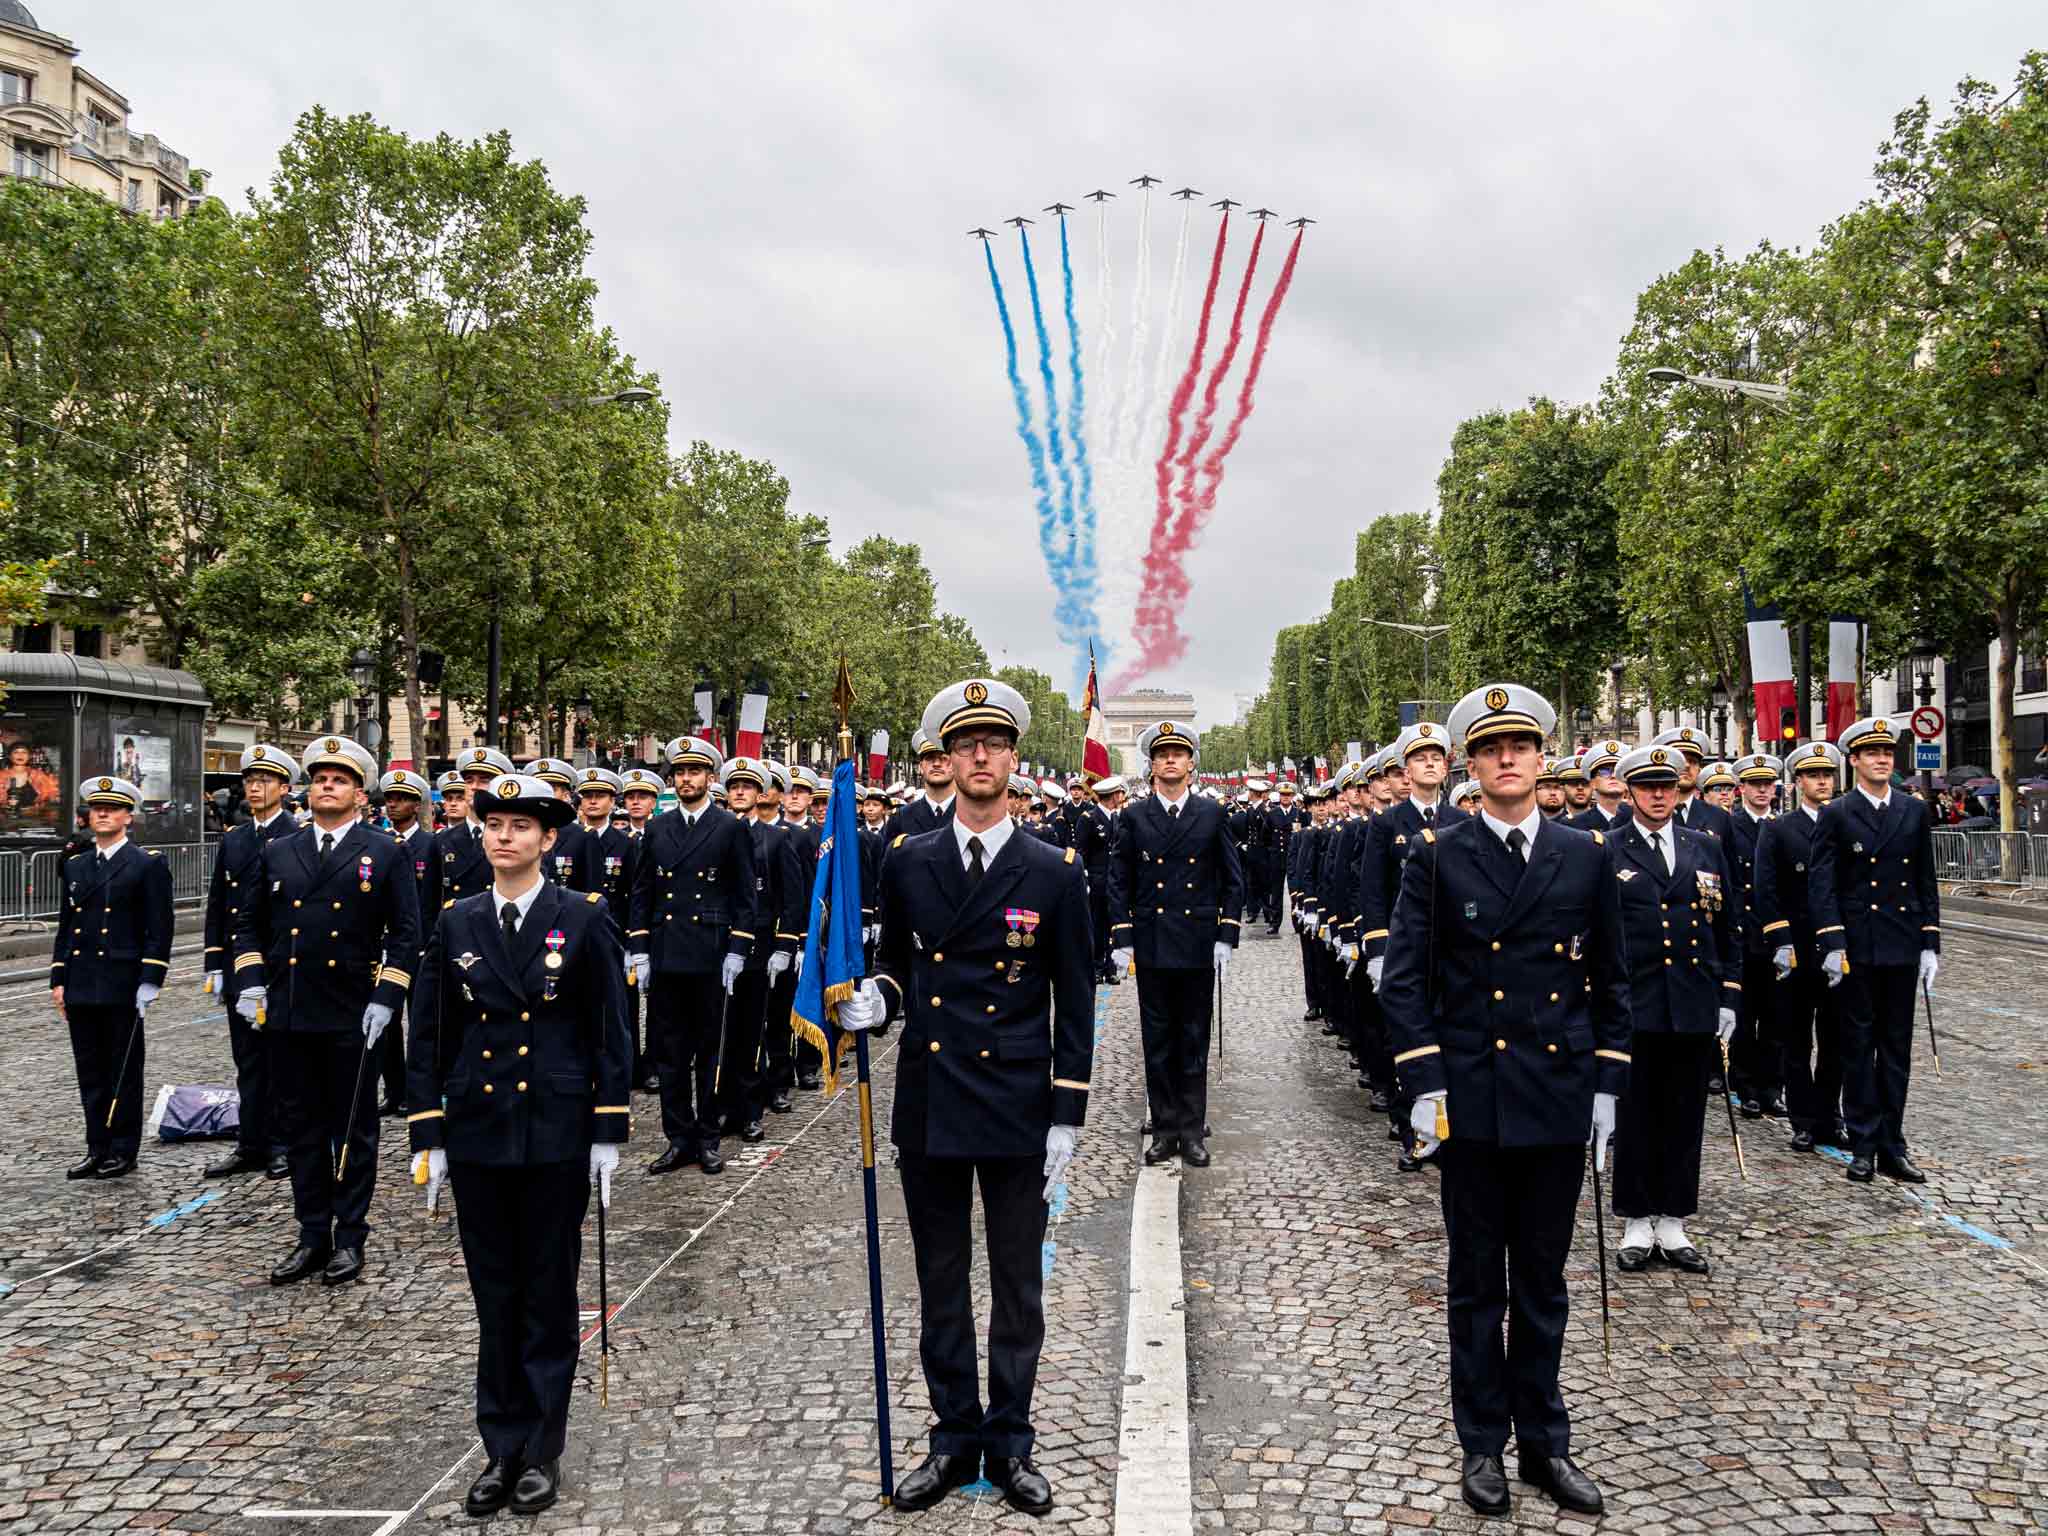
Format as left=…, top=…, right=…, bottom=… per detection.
left=949, top=733, right=1016, bottom=759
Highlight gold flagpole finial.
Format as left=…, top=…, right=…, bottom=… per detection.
left=833, top=653, right=857, bottom=762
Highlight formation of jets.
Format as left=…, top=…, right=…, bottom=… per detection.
left=969, top=179, right=1315, bottom=239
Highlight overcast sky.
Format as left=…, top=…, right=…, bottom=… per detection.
left=76, top=1, right=2041, bottom=724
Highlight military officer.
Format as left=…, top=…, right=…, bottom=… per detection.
left=201, top=746, right=300, bottom=1179
left=1557, top=753, right=1591, bottom=817
left=778, top=767, right=825, bottom=1091
left=567, top=768, right=635, bottom=918
left=377, top=769, right=442, bottom=1117
left=1652, top=726, right=1732, bottom=841
left=884, top=732, right=957, bottom=848
left=1062, top=777, right=1114, bottom=981
left=835, top=678, right=1093, bottom=1517
left=1289, top=784, right=1331, bottom=1023
left=1534, top=757, right=1568, bottom=820
left=1108, top=719, right=1244, bottom=1168
left=1567, top=740, right=1630, bottom=832
left=52, top=774, right=173, bottom=1179
left=433, top=769, right=466, bottom=833
left=525, top=758, right=585, bottom=889
left=1605, top=745, right=1739, bottom=1278
left=1700, top=760, right=1739, bottom=813
left=1379, top=684, right=1628, bottom=1520
left=1261, top=780, right=1299, bottom=934
left=408, top=773, right=629, bottom=1518
left=232, top=737, right=422, bottom=1286
left=1754, top=741, right=1848, bottom=1152
left=717, top=756, right=793, bottom=1141
left=439, top=747, right=513, bottom=905
left=1808, top=716, right=1939, bottom=1184
left=1723, top=753, right=1785, bottom=1120
left=617, top=767, right=662, bottom=1088
left=625, top=736, right=760, bottom=1177
left=1359, top=721, right=1470, bottom=1169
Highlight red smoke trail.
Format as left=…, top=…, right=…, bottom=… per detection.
left=1114, top=227, right=1302, bottom=687
left=1171, top=221, right=1264, bottom=519
left=1140, top=214, right=1231, bottom=616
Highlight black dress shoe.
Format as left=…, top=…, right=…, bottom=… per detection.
left=647, top=1142, right=691, bottom=1175
left=1395, top=1152, right=1426, bottom=1174
left=1706, top=1075, right=1725, bottom=1094
left=987, top=1454, right=1053, bottom=1516
left=94, top=1155, right=137, bottom=1179
left=700, top=1148, right=725, bottom=1175
left=1656, top=1242, right=1710, bottom=1275
left=509, top=1459, right=558, bottom=1515
left=1879, top=1151, right=1927, bottom=1184
left=797, top=1071, right=822, bottom=1091
left=1460, top=1453, right=1510, bottom=1517
left=1789, top=1129, right=1816, bottom=1153
left=1367, top=1090, right=1390, bottom=1114
left=322, top=1246, right=364, bottom=1285
left=1616, top=1245, right=1651, bottom=1273
left=892, top=1451, right=982, bottom=1512
left=640, top=1074, right=660, bottom=1093
left=1387, top=1125, right=1404, bottom=1142
left=1740, top=1097, right=1764, bottom=1120
left=1847, top=1156, right=1876, bottom=1183
left=67, top=1153, right=103, bottom=1180
left=203, top=1148, right=266, bottom=1179
left=265, top=1152, right=291, bottom=1179
left=270, top=1243, right=331, bottom=1285
left=741, top=1120, right=765, bottom=1143
left=1763, top=1094, right=1789, bottom=1119
left=1303, top=1009, right=1320, bottom=1023
left=769, top=1093, right=792, bottom=1114
left=1181, top=1136, right=1211, bottom=1168
left=1518, top=1453, right=1602, bottom=1515
left=464, top=1457, right=519, bottom=1516
left=1828, top=1125, right=1853, bottom=1150
left=1143, top=1135, right=1179, bottom=1166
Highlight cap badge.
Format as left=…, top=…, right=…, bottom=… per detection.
left=326, top=738, right=341, bottom=751
left=1418, top=724, right=1434, bottom=737
left=99, top=777, right=112, bottom=791
left=1651, top=749, right=1669, bottom=766
left=1680, top=728, right=1695, bottom=742
left=499, top=781, right=518, bottom=798
left=472, top=750, right=487, bottom=763
left=964, top=681, right=989, bottom=705
left=1485, top=688, right=1509, bottom=711
left=1159, top=721, right=1176, bottom=734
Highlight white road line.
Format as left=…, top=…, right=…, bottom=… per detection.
left=383, top=1037, right=902, bottom=1531
left=244, top=1510, right=403, bottom=1530
left=1114, top=1162, right=1193, bottom=1536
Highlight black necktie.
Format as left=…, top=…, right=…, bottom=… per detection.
left=966, top=835, right=985, bottom=885
left=1421, top=806, right=1435, bottom=827
left=320, top=832, right=335, bottom=867
left=502, top=902, right=519, bottom=945
left=1651, top=830, right=1666, bottom=875
left=1505, top=827, right=1526, bottom=862
left=1169, top=803, right=1180, bottom=820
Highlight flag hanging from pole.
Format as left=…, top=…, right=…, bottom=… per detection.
left=1082, top=642, right=1112, bottom=782
left=790, top=756, right=865, bottom=1097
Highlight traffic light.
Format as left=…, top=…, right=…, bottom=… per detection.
left=1779, top=706, right=1797, bottom=742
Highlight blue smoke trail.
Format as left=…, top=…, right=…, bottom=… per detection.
left=1058, top=218, right=1098, bottom=574
left=1021, top=228, right=1096, bottom=691
left=985, top=242, right=1094, bottom=658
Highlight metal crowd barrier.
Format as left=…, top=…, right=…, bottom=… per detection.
left=1933, top=829, right=2045, bottom=890
left=0, top=842, right=218, bottom=925
left=0, top=849, right=23, bottom=924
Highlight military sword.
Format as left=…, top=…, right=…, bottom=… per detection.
left=1922, top=981, right=1942, bottom=1077
left=107, top=1005, right=146, bottom=1131
left=596, top=1196, right=611, bottom=1407
left=336, top=1034, right=373, bottom=1183
left=1589, top=1152, right=1612, bottom=1361
left=1718, top=1037, right=1747, bottom=1182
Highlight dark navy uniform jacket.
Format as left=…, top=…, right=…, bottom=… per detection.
left=1379, top=817, right=1631, bottom=1147
left=1568, top=803, right=1628, bottom=835
left=873, top=825, right=1094, bottom=1159
left=626, top=803, right=760, bottom=975
left=1724, top=808, right=1773, bottom=958
left=736, top=818, right=790, bottom=972
left=1807, top=788, right=1941, bottom=968
left=542, top=821, right=594, bottom=894
left=1026, top=818, right=1066, bottom=847
left=437, top=820, right=492, bottom=904
left=1359, top=800, right=1471, bottom=961
left=1328, top=811, right=1376, bottom=944
left=203, top=813, right=297, bottom=1001
left=52, top=842, right=174, bottom=1004
left=407, top=883, right=630, bottom=1165
left=1067, top=803, right=1112, bottom=889
left=776, top=817, right=818, bottom=948
left=1608, top=820, right=1740, bottom=1033
left=1106, top=793, right=1246, bottom=968
left=1674, top=796, right=1733, bottom=843
left=232, top=821, right=422, bottom=1032
left=1257, top=801, right=1296, bottom=865
left=570, top=822, right=638, bottom=939
left=883, top=795, right=955, bottom=851
left=1289, top=821, right=1325, bottom=928
left=1753, top=807, right=1825, bottom=963
left=395, top=822, right=443, bottom=939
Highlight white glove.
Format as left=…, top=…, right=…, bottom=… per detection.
left=794, top=948, right=804, bottom=981
left=837, top=979, right=886, bottom=1033
left=720, top=952, right=744, bottom=994
left=1367, top=955, right=1385, bottom=992
left=1772, top=945, right=1795, bottom=982
left=590, top=1143, right=619, bottom=1208
left=1918, top=949, right=1939, bottom=993
left=1042, top=1124, right=1078, bottom=1201
left=1341, top=941, right=1359, bottom=966
left=863, top=924, right=878, bottom=944
left=1213, top=942, right=1231, bottom=980
left=418, top=1147, right=447, bottom=1213
left=626, top=952, right=648, bottom=986
left=1716, top=1007, right=1738, bottom=1044
left=362, top=1002, right=393, bottom=1047
left=203, top=970, right=222, bottom=995
left=1822, top=949, right=1846, bottom=989
left=1410, top=1090, right=1447, bottom=1157
left=766, top=950, right=791, bottom=982
left=1112, top=946, right=1134, bottom=975
left=235, top=985, right=265, bottom=1024
left=135, top=982, right=160, bottom=1015
left=1590, top=1091, right=1618, bottom=1173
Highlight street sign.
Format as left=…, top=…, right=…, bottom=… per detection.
left=1914, top=741, right=1942, bottom=772
left=1911, top=705, right=1945, bottom=740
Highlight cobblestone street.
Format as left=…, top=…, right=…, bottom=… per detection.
left=2, top=918, right=2044, bottom=1534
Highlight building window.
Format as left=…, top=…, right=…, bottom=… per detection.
left=11, top=138, right=51, bottom=183
left=71, top=626, right=104, bottom=660
left=0, top=70, right=30, bottom=105
left=2023, top=631, right=2045, bottom=697
left=12, top=622, right=54, bottom=653
left=156, top=186, right=179, bottom=218
left=84, top=105, right=116, bottom=144
left=125, top=178, right=141, bottom=211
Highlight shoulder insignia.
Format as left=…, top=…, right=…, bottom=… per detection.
left=587, top=891, right=602, bottom=903
left=1420, top=828, right=1435, bottom=844
left=892, top=834, right=906, bottom=849
left=1592, top=830, right=1605, bottom=846
left=146, top=848, right=162, bottom=856
left=1064, top=847, right=1076, bottom=864
left=443, top=899, right=456, bottom=909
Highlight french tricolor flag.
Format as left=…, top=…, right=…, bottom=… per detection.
left=867, top=729, right=889, bottom=785
left=1744, top=584, right=1798, bottom=745
left=1825, top=618, right=1862, bottom=744
left=735, top=690, right=769, bottom=759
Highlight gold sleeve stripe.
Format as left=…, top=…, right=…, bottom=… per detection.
left=407, top=1109, right=444, bottom=1123
left=235, top=953, right=263, bottom=970
left=594, top=1105, right=631, bottom=1115
left=1723, top=980, right=1742, bottom=991
left=1760, top=920, right=1790, bottom=934
left=628, top=928, right=650, bottom=938
left=775, top=931, right=802, bottom=941
left=1110, top=921, right=1132, bottom=931
left=1922, top=925, right=1940, bottom=932
left=873, top=973, right=903, bottom=1001
left=142, top=956, right=168, bottom=968
left=203, top=945, right=223, bottom=954
left=379, top=968, right=412, bottom=991
left=1814, top=924, right=1844, bottom=935
left=1053, top=1077, right=1090, bottom=1091
left=729, top=929, right=755, bottom=940
left=1361, top=928, right=1389, bottom=941
left=1393, top=1045, right=1441, bottom=1064
left=1595, top=1049, right=1631, bottom=1063
left=1220, top=917, right=1242, bottom=926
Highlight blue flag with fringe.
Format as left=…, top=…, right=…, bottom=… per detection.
left=791, top=756, right=865, bottom=1096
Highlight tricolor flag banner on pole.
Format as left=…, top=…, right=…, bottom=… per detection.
left=1743, top=581, right=1796, bottom=742
left=1345, top=740, right=1363, bottom=765
left=1082, top=642, right=1113, bottom=782
left=735, top=690, right=769, bottom=760
left=1826, top=617, right=1861, bottom=743
left=693, top=683, right=718, bottom=749
left=866, top=729, right=889, bottom=785
left=790, top=757, right=865, bottom=1096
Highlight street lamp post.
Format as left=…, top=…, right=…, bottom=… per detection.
left=1359, top=617, right=1450, bottom=721
left=1910, top=639, right=1940, bottom=802
left=350, top=647, right=378, bottom=761
left=1711, top=683, right=1730, bottom=758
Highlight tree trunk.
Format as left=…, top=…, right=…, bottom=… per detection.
left=1995, top=577, right=2020, bottom=838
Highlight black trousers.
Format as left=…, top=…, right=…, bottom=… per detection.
left=1612, top=1032, right=1711, bottom=1220
left=1349, top=968, right=1385, bottom=1083
left=1777, top=966, right=1844, bottom=1135
left=1727, top=950, right=1780, bottom=1102
left=224, top=999, right=282, bottom=1156
left=1265, top=858, right=1285, bottom=928
left=449, top=1158, right=589, bottom=1465
left=1438, top=1139, right=1583, bottom=1459
left=897, top=1150, right=1049, bottom=1459
left=627, top=976, right=649, bottom=1083
left=762, top=969, right=799, bottom=1091
left=1839, top=963, right=1915, bottom=1160
left=724, top=966, right=769, bottom=1125
left=1299, top=928, right=1320, bottom=1012
left=275, top=1030, right=379, bottom=1248
left=1135, top=966, right=1212, bottom=1140
left=377, top=996, right=407, bottom=1106
left=1087, top=883, right=1110, bottom=974
left=67, top=1003, right=145, bottom=1160
left=649, top=972, right=724, bottom=1154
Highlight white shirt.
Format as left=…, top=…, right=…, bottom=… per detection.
left=311, top=815, right=361, bottom=849
left=924, top=792, right=957, bottom=815
left=1408, top=794, right=1443, bottom=821
left=1480, top=805, right=1542, bottom=860
left=1856, top=784, right=1892, bottom=813
left=1154, top=786, right=1191, bottom=815
left=952, top=814, right=1015, bottom=871
left=677, top=799, right=710, bottom=826
left=1802, top=802, right=1821, bottom=822
left=252, top=809, right=288, bottom=832
left=94, top=835, right=130, bottom=861
left=1633, top=816, right=1676, bottom=877
left=493, top=872, right=546, bottom=930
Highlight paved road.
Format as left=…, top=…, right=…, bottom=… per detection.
left=2, top=919, right=2043, bottom=1533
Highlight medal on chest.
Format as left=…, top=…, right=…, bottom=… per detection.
left=358, top=855, right=374, bottom=893
left=544, top=929, right=566, bottom=970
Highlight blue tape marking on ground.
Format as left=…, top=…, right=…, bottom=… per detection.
left=1817, top=1145, right=1854, bottom=1165
left=0, top=1281, right=14, bottom=1298
left=963, top=1479, right=1002, bottom=1500
left=1942, top=1213, right=2014, bottom=1250
left=1820, top=1146, right=2017, bottom=1251
left=145, top=1190, right=223, bottom=1229
left=1047, top=1183, right=1071, bottom=1220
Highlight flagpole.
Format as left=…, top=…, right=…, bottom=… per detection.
left=835, top=656, right=895, bottom=1507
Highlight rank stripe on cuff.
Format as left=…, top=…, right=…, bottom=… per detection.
left=775, top=930, right=801, bottom=941
left=628, top=928, right=650, bottom=939
left=203, top=945, right=223, bottom=954
left=1595, top=1049, right=1631, bottom=1063
left=379, top=968, right=412, bottom=991
left=729, top=929, right=755, bottom=940
left=142, top=956, right=168, bottom=968
left=407, top=1108, right=444, bottom=1123
left=235, top=952, right=262, bottom=970
left=594, top=1105, right=630, bottom=1115
left=1923, top=924, right=1940, bottom=932
left=1393, top=1044, right=1440, bottom=1064
left=1361, top=928, right=1389, bottom=941
left=1110, top=921, right=1131, bottom=931
left=1219, top=917, right=1242, bottom=926
left=1761, top=919, right=1789, bottom=933
left=1723, top=980, right=1742, bottom=991
left=1814, top=924, right=1844, bottom=935
left=1053, top=1078, right=1090, bottom=1091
